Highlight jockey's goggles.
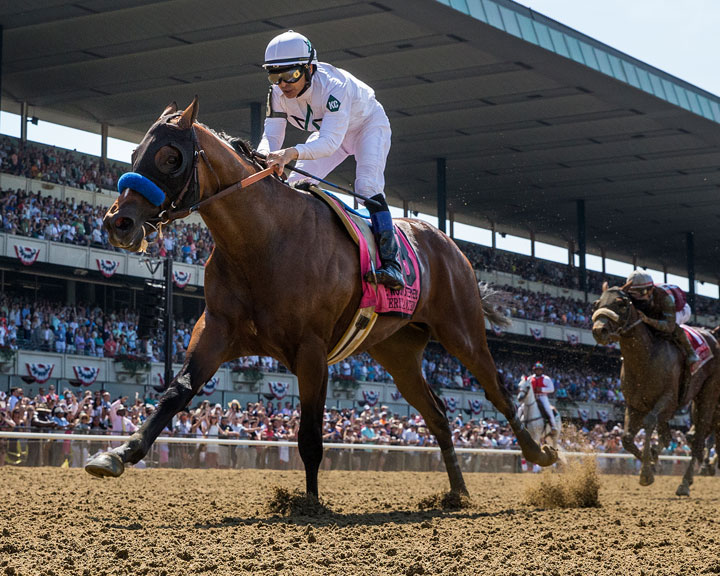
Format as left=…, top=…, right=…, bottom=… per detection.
left=267, top=66, right=305, bottom=85
left=629, top=287, right=652, bottom=297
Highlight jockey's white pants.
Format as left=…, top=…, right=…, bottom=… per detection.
left=288, top=122, right=391, bottom=201
left=537, top=394, right=557, bottom=429
left=676, top=303, right=691, bottom=325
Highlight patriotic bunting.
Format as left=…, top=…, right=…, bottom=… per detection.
left=173, top=270, right=191, bottom=288
left=491, top=324, right=503, bottom=336
left=577, top=408, right=590, bottom=422
left=597, top=408, right=610, bottom=423
left=202, top=376, right=219, bottom=396
left=269, top=381, right=289, bottom=400
left=566, top=330, right=580, bottom=346
left=153, top=374, right=167, bottom=393
left=26, top=363, right=55, bottom=384
left=468, top=398, right=483, bottom=415
left=14, top=245, right=40, bottom=266
left=529, top=327, right=543, bottom=341
left=444, top=396, right=458, bottom=413
left=362, top=389, right=379, bottom=406
left=96, top=259, right=120, bottom=278
left=391, top=389, right=403, bottom=401
left=72, top=366, right=100, bottom=386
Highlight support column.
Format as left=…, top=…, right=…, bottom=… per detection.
left=20, top=101, right=29, bottom=143
left=436, top=158, right=447, bottom=233
left=250, top=102, right=262, bottom=148
left=403, top=199, right=409, bottom=218
left=686, top=232, right=695, bottom=313
left=632, top=254, right=637, bottom=269
left=663, top=264, right=668, bottom=283
left=449, top=210, right=455, bottom=239
left=576, top=199, right=587, bottom=293
left=601, top=248, right=606, bottom=276
left=66, top=279, right=76, bottom=305
left=530, top=231, right=536, bottom=258
left=491, top=222, right=496, bottom=250
left=567, top=239, right=575, bottom=268
left=100, top=123, right=109, bottom=162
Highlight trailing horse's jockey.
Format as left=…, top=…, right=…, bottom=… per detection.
left=623, top=271, right=699, bottom=386
left=257, top=30, right=405, bottom=292
left=529, top=362, right=557, bottom=433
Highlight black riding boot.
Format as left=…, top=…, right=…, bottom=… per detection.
left=365, top=195, right=405, bottom=292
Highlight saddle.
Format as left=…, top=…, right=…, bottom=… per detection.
left=306, top=185, right=421, bottom=364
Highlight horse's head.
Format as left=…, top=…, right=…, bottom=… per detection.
left=591, top=283, right=634, bottom=344
left=104, top=99, right=202, bottom=251
left=517, top=376, right=531, bottom=403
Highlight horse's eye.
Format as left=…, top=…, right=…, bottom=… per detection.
left=155, top=146, right=183, bottom=175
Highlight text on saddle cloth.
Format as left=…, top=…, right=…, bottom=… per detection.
left=682, top=324, right=715, bottom=375
left=311, top=189, right=421, bottom=318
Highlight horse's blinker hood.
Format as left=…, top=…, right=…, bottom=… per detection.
left=118, top=115, right=196, bottom=206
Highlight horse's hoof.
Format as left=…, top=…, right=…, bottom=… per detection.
left=85, top=452, right=125, bottom=478
left=539, top=445, right=559, bottom=466
left=639, top=473, right=654, bottom=487
left=676, top=484, right=690, bottom=497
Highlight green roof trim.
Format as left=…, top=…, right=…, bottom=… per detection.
left=436, top=0, right=720, bottom=123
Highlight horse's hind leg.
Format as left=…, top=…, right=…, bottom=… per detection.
left=368, top=324, right=468, bottom=496
left=677, top=389, right=719, bottom=496
left=430, top=311, right=556, bottom=467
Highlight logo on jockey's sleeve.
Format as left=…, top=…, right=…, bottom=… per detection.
left=326, top=95, right=341, bottom=112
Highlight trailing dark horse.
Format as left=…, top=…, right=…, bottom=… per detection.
left=86, top=98, right=557, bottom=497
left=591, top=284, right=720, bottom=495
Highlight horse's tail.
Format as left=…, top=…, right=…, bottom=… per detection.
left=478, top=282, right=512, bottom=327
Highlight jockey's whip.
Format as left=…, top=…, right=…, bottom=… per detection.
left=252, top=151, right=382, bottom=208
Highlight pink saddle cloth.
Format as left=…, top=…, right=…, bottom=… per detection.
left=326, top=196, right=421, bottom=318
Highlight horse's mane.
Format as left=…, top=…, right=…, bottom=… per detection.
left=197, top=123, right=262, bottom=166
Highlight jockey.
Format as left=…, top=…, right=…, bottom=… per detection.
left=258, top=30, right=404, bottom=291
left=623, top=270, right=699, bottom=370
left=529, top=362, right=557, bottom=432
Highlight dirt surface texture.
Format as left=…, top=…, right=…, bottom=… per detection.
left=1, top=466, right=719, bottom=576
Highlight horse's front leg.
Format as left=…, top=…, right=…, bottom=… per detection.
left=634, top=389, right=671, bottom=486
left=85, top=312, right=229, bottom=477
left=293, top=340, right=329, bottom=497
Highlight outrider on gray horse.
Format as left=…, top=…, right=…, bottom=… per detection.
left=86, top=98, right=557, bottom=496
left=591, top=284, right=720, bottom=496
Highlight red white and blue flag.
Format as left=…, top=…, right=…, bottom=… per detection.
left=202, top=376, right=219, bottom=396
left=578, top=408, right=589, bottom=422
left=444, top=396, right=458, bottom=413
left=362, top=389, right=379, bottom=406
left=96, top=259, right=120, bottom=278
left=268, top=381, right=289, bottom=400
left=391, top=389, right=403, bottom=401
left=529, top=327, right=543, bottom=341
left=26, top=362, right=55, bottom=383
left=566, top=330, right=580, bottom=346
left=15, top=245, right=40, bottom=266
left=596, top=408, right=610, bottom=423
left=173, top=270, right=191, bottom=288
left=72, top=365, right=100, bottom=386
left=468, top=398, right=483, bottom=415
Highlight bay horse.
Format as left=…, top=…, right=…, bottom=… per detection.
left=86, top=98, right=557, bottom=497
left=591, top=284, right=720, bottom=495
left=516, top=376, right=561, bottom=451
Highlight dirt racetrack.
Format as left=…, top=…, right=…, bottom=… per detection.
left=1, top=467, right=719, bottom=576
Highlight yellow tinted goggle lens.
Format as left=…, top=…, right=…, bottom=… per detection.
left=268, top=67, right=303, bottom=85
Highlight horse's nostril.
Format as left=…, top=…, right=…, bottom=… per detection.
left=115, top=216, right=134, bottom=231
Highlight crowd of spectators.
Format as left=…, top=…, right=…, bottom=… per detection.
left=0, top=136, right=126, bottom=194
left=0, top=385, right=694, bottom=470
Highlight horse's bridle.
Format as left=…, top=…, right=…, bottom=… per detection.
left=591, top=294, right=643, bottom=340
left=136, top=124, right=278, bottom=234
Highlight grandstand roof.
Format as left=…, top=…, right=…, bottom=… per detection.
left=2, top=0, right=720, bottom=282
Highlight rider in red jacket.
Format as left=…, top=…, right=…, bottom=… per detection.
left=529, top=362, right=557, bottom=432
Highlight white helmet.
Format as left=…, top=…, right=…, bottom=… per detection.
left=263, top=30, right=317, bottom=69
left=626, top=270, right=654, bottom=293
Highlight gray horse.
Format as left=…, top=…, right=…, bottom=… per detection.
left=591, top=284, right=720, bottom=496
